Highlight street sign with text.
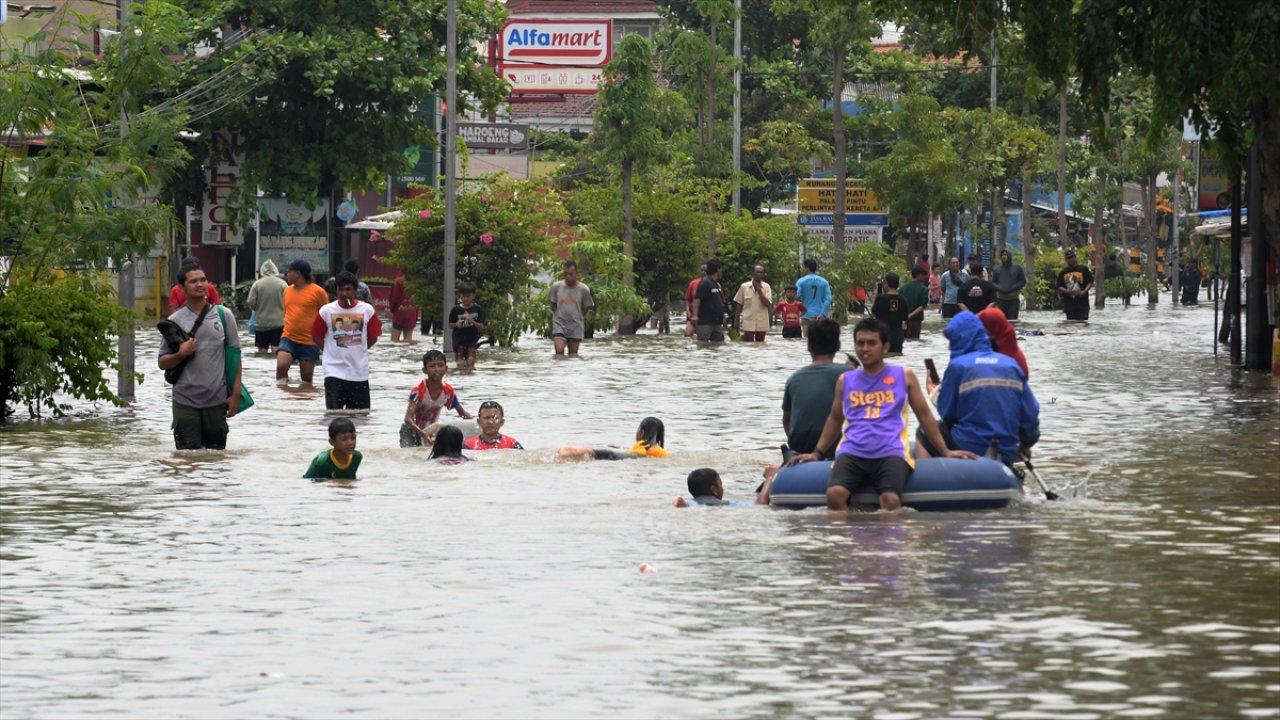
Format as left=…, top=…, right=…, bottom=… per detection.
left=458, top=122, right=530, bottom=150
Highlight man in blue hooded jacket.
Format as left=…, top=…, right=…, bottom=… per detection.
left=918, top=311, right=1040, bottom=464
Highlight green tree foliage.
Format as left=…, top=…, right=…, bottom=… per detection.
left=743, top=120, right=832, bottom=210
left=715, top=213, right=804, bottom=295
left=173, top=0, right=509, bottom=221
left=0, top=5, right=191, bottom=421
left=384, top=176, right=560, bottom=346
left=864, top=95, right=967, bottom=229
left=596, top=34, right=665, bottom=332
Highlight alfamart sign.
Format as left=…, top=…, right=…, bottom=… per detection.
left=499, top=19, right=612, bottom=94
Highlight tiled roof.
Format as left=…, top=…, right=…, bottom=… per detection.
left=509, top=92, right=599, bottom=119
left=506, top=0, right=658, bottom=14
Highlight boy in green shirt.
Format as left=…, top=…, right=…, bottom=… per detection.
left=900, top=266, right=930, bottom=340
left=304, top=417, right=362, bottom=480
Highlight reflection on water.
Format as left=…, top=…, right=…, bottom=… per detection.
left=2, top=300, right=1278, bottom=718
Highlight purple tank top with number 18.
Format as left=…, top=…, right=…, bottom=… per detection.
left=836, top=364, right=914, bottom=465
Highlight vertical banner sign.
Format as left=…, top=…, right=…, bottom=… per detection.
left=200, top=131, right=247, bottom=246
left=498, top=19, right=612, bottom=95
left=394, top=95, right=438, bottom=191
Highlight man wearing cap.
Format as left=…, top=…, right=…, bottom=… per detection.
left=1056, top=249, right=1095, bottom=321
left=277, top=259, right=330, bottom=382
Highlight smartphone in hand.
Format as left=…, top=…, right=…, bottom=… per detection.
left=924, top=358, right=941, bottom=386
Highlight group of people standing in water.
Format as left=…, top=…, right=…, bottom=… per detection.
left=159, top=253, right=1040, bottom=512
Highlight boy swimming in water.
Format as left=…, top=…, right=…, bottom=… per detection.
left=787, top=318, right=976, bottom=511
left=555, top=416, right=667, bottom=461
left=304, top=417, right=362, bottom=480
left=464, top=401, right=524, bottom=450
left=672, top=468, right=769, bottom=507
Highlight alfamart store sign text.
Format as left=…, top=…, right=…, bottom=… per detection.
left=498, top=19, right=612, bottom=94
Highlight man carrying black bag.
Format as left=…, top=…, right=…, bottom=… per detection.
left=157, top=265, right=242, bottom=449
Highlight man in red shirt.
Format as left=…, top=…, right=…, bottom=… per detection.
left=683, top=262, right=706, bottom=338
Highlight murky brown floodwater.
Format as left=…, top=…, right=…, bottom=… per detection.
left=2, top=295, right=1278, bottom=719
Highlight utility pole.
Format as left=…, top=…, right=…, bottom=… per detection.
left=731, top=0, right=742, bottom=213
left=116, top=0, right=135, bottom=403
left=1170, top=149, right=1181, bottom=304
left=442, top=0, right=458, bottom=354
left=988, top=31, right=998, bottom=265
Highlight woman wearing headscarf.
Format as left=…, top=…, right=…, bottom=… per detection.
left=976, top=305, right=1029, bottom=378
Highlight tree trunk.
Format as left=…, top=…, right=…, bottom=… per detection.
left=831, top=37, right=847, bottom=268
left=709, top=22, right=719, bottom=253
left=1022, top=175, right=1036, bottom=311
left=1145, top=173, right=1159, bottom=305
left=1245, top=99, right=1278, bottom=370
left=1057, top=84, right=1069, bottom=249
left=1095, top=111, right=1110, bottom=310
left=619, top=159, right=637, bottom=334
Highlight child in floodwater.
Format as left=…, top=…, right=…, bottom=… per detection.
left=672, top=468, right=767, bottom=507
left=429, top=425, right=468, bottom=464
left=463, top=401, right=524, bottom=450
left=400, top=349, right=473, bottom=447
left=304, top=417, right=362, bottom=480
left=555, top=416, right=668, bottom=461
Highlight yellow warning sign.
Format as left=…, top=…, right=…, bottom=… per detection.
left=796, top=178, right=887, bottom=213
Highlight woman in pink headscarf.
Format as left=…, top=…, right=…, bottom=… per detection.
left=977, top=305, right=1029, bottom=378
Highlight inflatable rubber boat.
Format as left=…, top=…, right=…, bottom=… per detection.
left=769, top=457, right=1022, bottom=511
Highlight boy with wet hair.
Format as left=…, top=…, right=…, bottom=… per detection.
left=871, top=271, right=908, bottom=354
left=464, top=401, right=524, bottom=450
left=400, top=350, right=473, bottom=447
left=304, top=417, right=362, bottom=480
left=788, top=317, right=976, bottom=511
left=672, top=468, right=758, bottom=508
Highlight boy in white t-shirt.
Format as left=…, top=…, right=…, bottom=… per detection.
left=311, top=271, right=381, bottom=409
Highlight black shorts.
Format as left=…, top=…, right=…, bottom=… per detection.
left=828, top=455, right=910, bottom=498
left=254, top=327, right=283, bottom=349
left=324, top=377, right=371, bottom=410
left=941, top=303, right=959, bottom=318
left=782, top=325, right=802, bottom=339
left=592, top=449, right=638, bottom=461
left=997, top=297, right=1020, bottom=320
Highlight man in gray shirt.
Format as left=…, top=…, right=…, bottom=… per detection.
left=781, top=318, right=851, bottom=458
left=991, top=249, right=1027, bottom=320
left=548, top=260, right=595, bottom=358
left=158, top=265, right=242, bottom=449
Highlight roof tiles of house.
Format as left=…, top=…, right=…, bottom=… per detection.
left=509, top=93, right=599, bottom=119
left=506, top=0, right=657, bottom=13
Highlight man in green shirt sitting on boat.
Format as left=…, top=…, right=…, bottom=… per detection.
left=305, top=418, right=363, bottom=480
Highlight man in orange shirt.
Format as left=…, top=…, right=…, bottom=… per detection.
left=276, top=259, right=329, bottom=383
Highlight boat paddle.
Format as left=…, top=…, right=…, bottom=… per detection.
left=1020, top=454, right=1060, bottom=501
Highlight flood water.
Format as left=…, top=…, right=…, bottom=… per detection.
left=2, top=296, right=1278, bottom=719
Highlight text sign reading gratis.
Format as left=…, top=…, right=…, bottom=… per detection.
left=796, top=178, right=887, bottom=214
left=457, top=122, right=530, bottom=150
left=500, top=20, right=612, bottom=67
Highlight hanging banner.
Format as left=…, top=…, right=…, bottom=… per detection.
left=199, top=131, right=249, bottom=246
left=258, top=198, right=330, bottom=273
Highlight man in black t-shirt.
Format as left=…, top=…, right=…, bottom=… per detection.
left=871, top=272, right=908, bottom=353
left=448, top=283, right=487, bottom=370
left=691, top=259, right=727, bottom=343
left=1057, top=250, right=1095, bottom=320
left=958, top=267, right=997, bottom=313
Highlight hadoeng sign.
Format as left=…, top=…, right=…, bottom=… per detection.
left=499, top=19, right=612, bottom=94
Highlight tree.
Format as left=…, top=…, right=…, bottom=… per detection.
left=172, top=0, right=508, bottom=221
left=864, top=95, right=967, bottom=259
left=744, top=120, right=832, bottom=211
left=384, top=176, right=561, bottom=346
left=1, top=5, right=191, bottom=422
left=596, top=34, right=665, bottom=334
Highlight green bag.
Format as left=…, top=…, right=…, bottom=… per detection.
left=217, top=305, right=254, bottom=414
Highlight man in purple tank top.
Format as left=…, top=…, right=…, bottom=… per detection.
left=788, top=318, right=977, bottom=510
